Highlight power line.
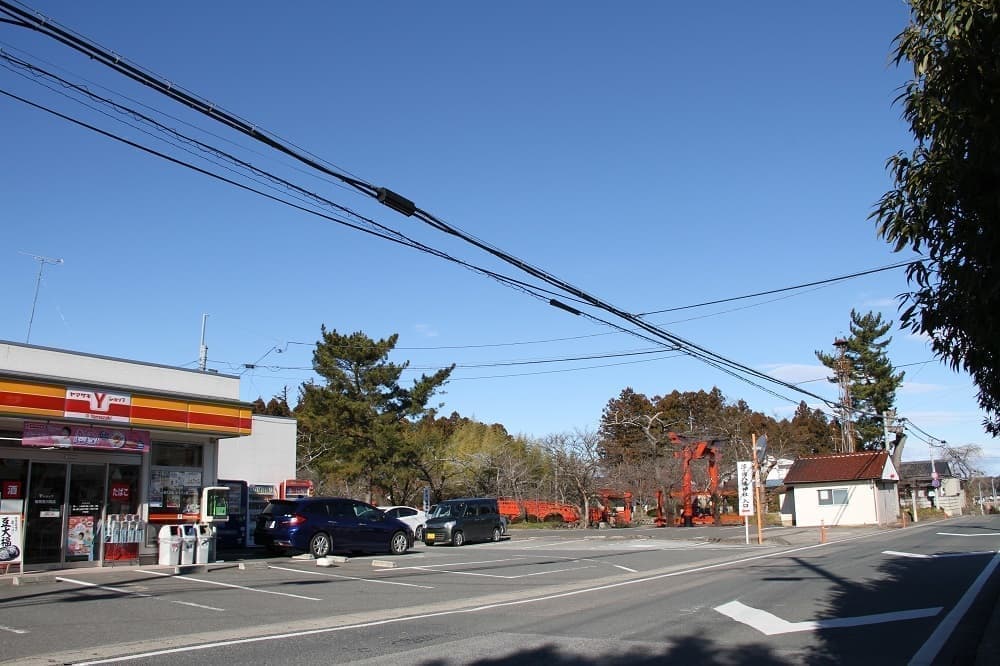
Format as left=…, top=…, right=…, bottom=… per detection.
left=0, top=1, right=860, bottom=413
left=637, top=260, right=919, bottom=316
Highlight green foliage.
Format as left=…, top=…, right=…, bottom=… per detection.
left=872, top=0, right=1000, bottom=433
left=788, top=401, right=836, bottom=455
left=294, top=326, right=453, bottom=501
left=816, top=310, right=904, bottom=450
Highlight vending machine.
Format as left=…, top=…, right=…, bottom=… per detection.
left=279, top=479, right=314, bottom=499
left=246, top=483, right=276, bottom=547
left=214, top=480, right=248, bottom=549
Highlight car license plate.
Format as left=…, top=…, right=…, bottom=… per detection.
left=266, top=520, right=275, bottom=528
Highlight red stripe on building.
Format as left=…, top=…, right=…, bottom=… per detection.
left=0, top=391, right=65, bottom=413
left=130, top=404, right=190, bottom=427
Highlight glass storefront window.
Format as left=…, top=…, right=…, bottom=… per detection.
left=149, top=442, right=204, bottom=526
left=152, top=443, right=202, bottom=467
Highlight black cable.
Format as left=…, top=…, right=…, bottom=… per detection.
left=0, top=1, right=376, bottom=196
left=0, top=1, right=847, bottom=410
left=0, top=86, right=590, bottom=310
left=637, top=260, right=920, bottom=316
left=903, top=419, right=946, bottom=445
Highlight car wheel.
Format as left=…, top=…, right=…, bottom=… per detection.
left=389, top=531, right=409, bottom=555
left=491, top=526, right=502, bottom=542
left=309, top=532, right=332, bottom=558
left=414, top=525, right=424, bottom=541
left=452, top=530, right=465, bottom=547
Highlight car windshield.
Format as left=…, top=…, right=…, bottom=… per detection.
left=429, top=502, right=464, bottom=518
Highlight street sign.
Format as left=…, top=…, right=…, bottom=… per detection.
left=737, top=461, right=755, bottom=517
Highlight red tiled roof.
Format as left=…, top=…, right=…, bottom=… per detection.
left=783, top=451, right=890, bottom=484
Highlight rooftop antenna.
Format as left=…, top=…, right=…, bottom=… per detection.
left=199, top=313, right=209, bottom=371
left=21, top=252, right=63, bottom=344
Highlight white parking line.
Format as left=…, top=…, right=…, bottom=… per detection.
left=267, top=565, right=434, bottom=589
left=0, top=624, right=29, bottom=634
left=141, top=570, right=321, bottom=601
left=386, top=557, right=527, bottom=572
left=57, top=577, right=225, bottom=612
left=411, top=564, right=596, bottom=579
left=884, top=550, right=995, bottom=559
left=936, top=532, right=1000, bottom=537
left=519, top=538, right=591, bottom=549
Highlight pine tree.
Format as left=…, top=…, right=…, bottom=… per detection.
left=294, top=326, right=453, bottom=501
left=816, top=310, right=904, bottom=450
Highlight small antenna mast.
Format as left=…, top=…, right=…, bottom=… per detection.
left=199, top=313, right=209, bottom=371
left=21, top=252, right=64, bottom=344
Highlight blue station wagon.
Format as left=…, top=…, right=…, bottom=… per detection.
left=253, top=497, right=413, bottom=557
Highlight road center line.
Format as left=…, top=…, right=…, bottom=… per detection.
left=140, top=569, right=321, bottom=601
left=936, top=532, right=1000, bottom=537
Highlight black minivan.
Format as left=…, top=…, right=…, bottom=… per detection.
left=423, top=497, right=503, bottom=546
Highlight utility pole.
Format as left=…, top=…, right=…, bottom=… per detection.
left=22, top=252, right=63, bottom=344
left=752, top=433, right=765, bottom=545
left=833, top=338, right=856, bottom=453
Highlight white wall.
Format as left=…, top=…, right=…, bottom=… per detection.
left=217, top=415, right=296, bottom=487
left=792, top=481, right=881, bottom=527
left=0, top=341, right=240, bottom=400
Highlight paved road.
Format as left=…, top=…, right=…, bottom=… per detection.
left=1, top=516, right=997, bottom=665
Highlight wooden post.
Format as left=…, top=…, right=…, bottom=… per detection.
left=820, top=519, right=827, bottom=543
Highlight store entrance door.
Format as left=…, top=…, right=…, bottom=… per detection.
left=66, top=464, right=105, bottom=562
left=25, top=462, right=66, bottom=564
left=23, top=462, right=107, bottom=565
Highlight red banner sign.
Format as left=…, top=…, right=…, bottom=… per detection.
left=1, top=481, right=21, bottom=500
left=109, top=482, right=131, bottom=502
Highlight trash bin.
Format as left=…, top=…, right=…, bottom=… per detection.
left=180, top=524, right=197, bottom=565
left=195, top=524, right=215, bottom=564
left=157, top=525, right=181, bottom=566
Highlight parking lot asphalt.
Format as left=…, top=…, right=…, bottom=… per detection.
left=0, top=521, right=883, bottom=589
left=0, top=521, right=1000, bottom=666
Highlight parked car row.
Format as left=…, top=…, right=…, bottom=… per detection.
left=253, top=496, right=504, bottom=557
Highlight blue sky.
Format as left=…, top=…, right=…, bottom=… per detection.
left=2, top=1, right=997, bottom=474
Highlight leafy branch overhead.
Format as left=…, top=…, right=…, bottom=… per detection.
left=872, top=0, right=1000, bottom=433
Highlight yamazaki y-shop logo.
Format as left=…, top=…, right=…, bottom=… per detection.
left=65, top=388, right=131, bottom=423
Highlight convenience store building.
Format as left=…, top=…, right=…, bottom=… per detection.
left=0, top=341, right=252, bottom=570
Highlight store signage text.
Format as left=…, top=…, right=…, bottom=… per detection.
left=110, top=482, right=131, bottom=502
left=2, top=481, right=22, bottom=500
left=65, top=388, right=131, bottom=423
left=22, top=421, right=150, bottom=453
